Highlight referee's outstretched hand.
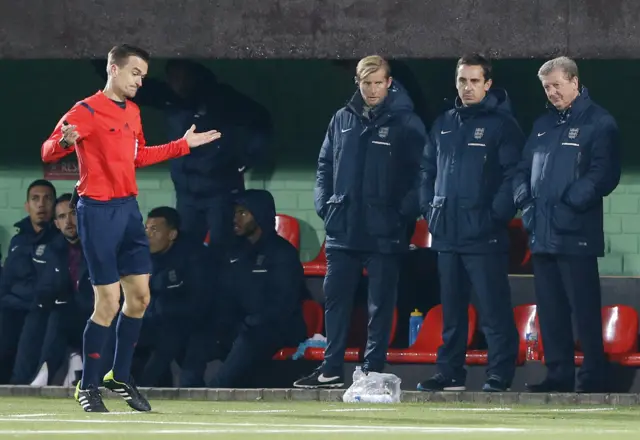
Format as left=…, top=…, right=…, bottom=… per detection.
left=183, top=124, right=222, bottom=148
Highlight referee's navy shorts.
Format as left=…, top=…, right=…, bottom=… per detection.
left=76, top=196, right=152, bottom=286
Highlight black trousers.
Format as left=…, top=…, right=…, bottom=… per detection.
left=0, top=309, right=27, bottom=384
left=39, top=304, right=116, bottom=385
left=9, top=307, right=51, bottom=385
left=436, top=252, right=518, bottom=384
left=176, top=192, right=235, bottom=247
left=179, top=320, right=299, bottom=388
left=532, top=254, right=605, bottom=389
left=133, top=317, right=191, bottom=387
left=321, top=248, right=400, bottom=377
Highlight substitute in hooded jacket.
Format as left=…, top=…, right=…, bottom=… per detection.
left=295, top=55, right=426, bottom=389
left=513, top=57, right=621, bottom=394
left=0, top=180, right=58, bottom=384
left=33, top=193, right=116, bottom=386
left=418, top=54, right=522, bottom=393
left=134, top=206, right=212, bottom=387
left=181, top=189, right=306, bottom=388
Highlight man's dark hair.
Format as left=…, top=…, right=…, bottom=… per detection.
left=148, top=206, right=181, bottom=231
left=26, top=179, right=56, bottom=200
left=108, top=44, right=150, bottom=67
left=55, top=193, right=72, bottom=209
left=456, top=53, right=493, bottom=82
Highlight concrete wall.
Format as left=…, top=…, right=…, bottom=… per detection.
left=2, top=0, right=640, bottom=59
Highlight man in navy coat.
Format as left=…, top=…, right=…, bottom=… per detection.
left=294, top=55, right=426, bottom=388
left=513, top=57, right=621, bottom=393
left=418, top=54, right=522, bottom=393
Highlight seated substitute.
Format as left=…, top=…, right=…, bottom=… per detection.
left=33, top=193, right=117, bottom=386
left=180, top=189, right=307, bottom=388
left=0, top=179, right=59, bottom=384
left=133, top=206, right=210, bottom=387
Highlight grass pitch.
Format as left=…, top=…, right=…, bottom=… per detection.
left=0, top=397, right=638, bottom=439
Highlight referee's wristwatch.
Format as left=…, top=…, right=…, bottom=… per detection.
left=59, top=138, right=72, bottom=149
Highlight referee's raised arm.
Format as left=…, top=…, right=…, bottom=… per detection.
left=41, top=103, right=94, bottom=163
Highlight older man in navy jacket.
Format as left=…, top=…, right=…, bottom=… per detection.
left=294, top=55, right=426, bottom=389
left=513, top=57, right=621, bottom=393
left=418, top=54, right=522, bottom=393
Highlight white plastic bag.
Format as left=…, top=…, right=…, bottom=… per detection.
left=342, top=367, right=402, bottom=404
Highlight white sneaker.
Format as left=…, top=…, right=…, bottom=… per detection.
left=30, top=362, right=48, bottom=387
left=63, top=353, right=83, bottom=387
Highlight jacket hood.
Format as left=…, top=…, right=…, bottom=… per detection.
left=13, top=216, right=55, bottom=240
left=235, top=189, right=276, bottom=236
left=454, top=88, right=515, bottom=118
left=347, top=78, right=415, bottom=117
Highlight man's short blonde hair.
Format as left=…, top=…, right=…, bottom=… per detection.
left=356, top=55, right=391, bottom=82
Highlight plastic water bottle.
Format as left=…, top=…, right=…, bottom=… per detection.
left=409, top=309, right=424, bottom=346
left=525, top=332, right=539, bottom=361
left=353, top=366, right=365, bottom=382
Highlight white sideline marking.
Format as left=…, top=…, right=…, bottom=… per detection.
left=425, top=407, right=619, bottom=413
left=322, top=408, right=398, bottom=412
left=533, top=408, right=617, bottom=413
left=0, top=417, right=524, bottom=432
left=0, top=419, right=632, bottom=435
left=0, top=427, right=525, bottom=435
left=0, top=429, right=632, bottom=436
left=427, top=408, right=512, bottom=412
left=222, top=410, right=296, bottom=413
left=103, top=411, right=142, bottom=415
left=5, top=414, right=57, bottom=418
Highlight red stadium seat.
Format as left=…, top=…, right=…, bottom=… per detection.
left=577, top=305, right=639, bottom=366
left=514, top=304, right=542, bottom=363
left=273, top=300, right=325, bottom=360
left=466, top=304, right=542, bottom=365
left=305, top=306, right=398, bottom=362
left=410, top=218, right=431, bottom=248
left=303, top=240, right=327, bottom=277
left=275, top=214, right=301, bottom=250
left=508, top=218, right=531, bottom=273
left=387, top=304, right=477, bottom=363
left=302, top=299, right=324, bottom=337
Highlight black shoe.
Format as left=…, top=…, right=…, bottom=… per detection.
left=525, top=378, right=574, bottom=393
left=75, top=382, right=109, bottom=413
left=103, top=370, right=151, bottom=412
left=293, top=369, right=344, bottom=389
left=417, top=373, right=466, bottom=392
left=576, top=380, right=605, bottom=393
left=482, top=375, right=510, bottom=392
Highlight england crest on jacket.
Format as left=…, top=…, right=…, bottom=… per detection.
left=35, top=244, right=46, bottom=256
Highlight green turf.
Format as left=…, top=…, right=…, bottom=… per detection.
left=0, top=397, right=639, bottom=439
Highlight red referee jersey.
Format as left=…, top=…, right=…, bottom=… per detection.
left=42, top=91, right=190, bottom=201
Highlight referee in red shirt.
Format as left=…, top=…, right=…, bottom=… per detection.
left=42, top=44, right=221, bottom=413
